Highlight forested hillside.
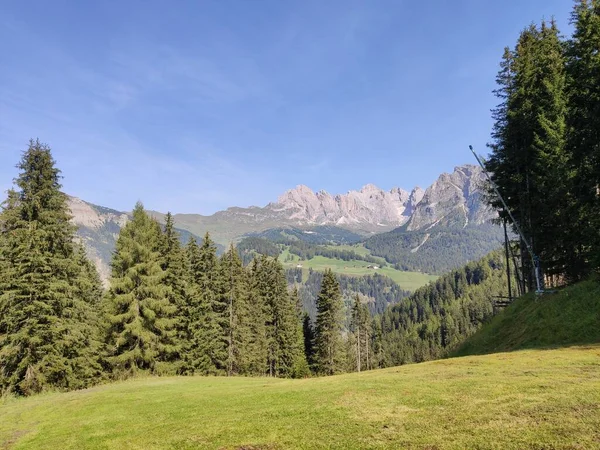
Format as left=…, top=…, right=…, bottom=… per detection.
left=374, top=250, right=510, bottom=368
left=364, top=223, right=504, bottom=274
left=286, top=268, right=411, bottom=319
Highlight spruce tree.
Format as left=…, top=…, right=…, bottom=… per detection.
left=314, top=269, right=345, bottom=375
left=254, top=256, right=302, bottom=377
left=236, top=258, right=269, bottom=376
left=103, top=202, right=178, bottom=376
left=350, top=295, right=372, bottom=372
left=302, top=313, right=315, bottom=370
left=566, top=0, right=600, bottom=275
left=158, top=212, right=188, bottom=371
left=186, top=233, right=227, bottom=375
left=219, top=244, right=245, bottom=375
left=69, top=244, right=106, bottom=381
left=0, top=140, right=103, bottom=395
left=183, top=237, right=202, bottom=374
left=486, top=21, right=569, bottom=286
left=289, top=286, right=310, bottom=378
left=530, top=20, right=570, bottom=279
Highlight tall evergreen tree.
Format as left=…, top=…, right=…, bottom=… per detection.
left=254, top=256, right=303, bottom=377
left=236, top=258, right=269, bottom=376
left=350, top=295, right=372, bottom=372
left=103, top=202, right=178, bottom=376
left=289, top=286, right=310, bottom=378
left=486, top=21, right=569, bottom=286
left=302, top=313, right=315, bottom=370
left=158, top=212, right=188, bottom=371
left=0, top=140, right=103, bottom=395
left=313, top=269, right=345, bottom=375
left=219, top=244, right=245, bottom=375
left=566, top=0, right=600, bottom=275
left=186, top=233, right=227, bottom=375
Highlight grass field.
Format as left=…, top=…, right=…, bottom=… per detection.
left=281, top=253, right=437, bottom=291
left=1, top=346, right=599, bottom=449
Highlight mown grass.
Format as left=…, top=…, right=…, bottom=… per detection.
left=281, top=254, right=437, bottom=291
left=2, top=345, right=599, bottom=449
left=455, top=279, right=600, bottom=357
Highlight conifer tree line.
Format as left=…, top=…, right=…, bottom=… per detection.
left=486, top=1, right=600, bottom=287
left=0, top=141, right=362, bottom=396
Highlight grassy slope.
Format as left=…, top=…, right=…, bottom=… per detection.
left=280, top=253, right=437, bottom=291
left=455, top=279, right=600, bottom=357
left=1, top=347, right=599, bottom=449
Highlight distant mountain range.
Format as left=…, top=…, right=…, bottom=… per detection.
left=68, top=164, right=498, bottom=282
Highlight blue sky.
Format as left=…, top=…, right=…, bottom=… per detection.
left=0, top=0, right=572, bottom=214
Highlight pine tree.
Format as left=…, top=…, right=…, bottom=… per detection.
left=486, top=21, right=569, bottom=286
left=0, top=140, right=103, bottom=395
left=186, top=233, right=227, bottom=375
left=350, top=295, right=372, bottom=372
left=103, top=202, right=178, bottom=376
left=219, top=244, right=245, bottom=375
left=313, top=269, right=345, bottom=375
left=182, top=237, right=201, bottom=374
left=370, top=318, right=385, bottom=369
left=236, top=259, right=269, bottom=376
left=158, top=212, right=188, bottom=372
left=530, top=20, right=570, bottom=280
left=254, top=256, right=302, bottom=377
left=302, top=313, right=315, bottom=370
left=289, top=286, right=310, bottom=378
left=566, top=0, right=600, bottom=275
left=69, top=244, right=106, bottom=381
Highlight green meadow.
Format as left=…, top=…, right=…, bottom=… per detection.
left=2, top=346, right=598, bottom=449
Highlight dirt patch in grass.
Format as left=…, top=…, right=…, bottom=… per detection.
left=1, top=430, right=30, bottom=450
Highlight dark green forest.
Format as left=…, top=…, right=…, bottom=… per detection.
left=364, top=224, right=504, bottom=274
left=286, top=268, right=411, bottom=318
left=486, top=2, right=600, bottom=287
left=374, top=250, right=510, bottom=367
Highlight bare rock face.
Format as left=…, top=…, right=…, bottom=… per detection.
left=67, top=197, right=130, bottom=286
left=269, top=165, right=492, bottom=230
left=273, top=183, right=413, bottom=227
left=406, top=165, right=493, bottom=231
left=68, top=197, right=128, bottom=229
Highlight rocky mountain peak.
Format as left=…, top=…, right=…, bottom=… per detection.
left=263, top=165, right=492, bottom=230
left=359, top=183, right=381, bottom=194
left=406, top=165, right=492, bottom=231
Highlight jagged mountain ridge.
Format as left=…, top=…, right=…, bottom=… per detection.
left=271, top=184, right=425, bottom=227
left=68, top=164, right=496, bottom=281
left=406, top=165, right=490, bottom=231
left=146, top=164, right=492, bottom=241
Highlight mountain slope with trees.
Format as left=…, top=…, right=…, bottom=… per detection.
left=374, top=249, right=511, bottom=368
